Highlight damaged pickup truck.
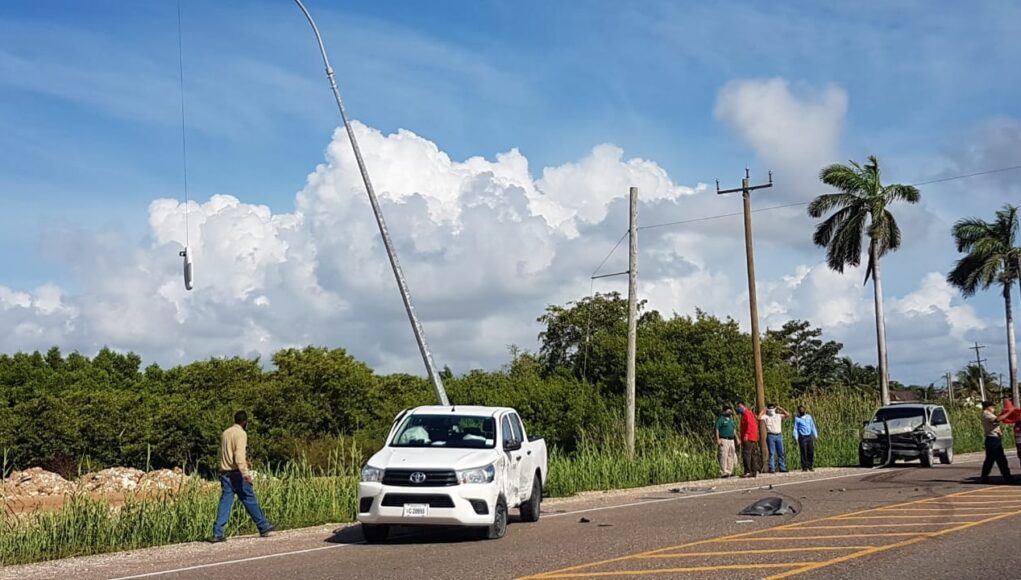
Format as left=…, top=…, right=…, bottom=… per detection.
left=859, top=403, right=953, bottom=468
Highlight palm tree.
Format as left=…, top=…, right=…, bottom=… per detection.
left=808, top=156, right=921, bottom=405
left=947, top=204, right=1021, bottom=405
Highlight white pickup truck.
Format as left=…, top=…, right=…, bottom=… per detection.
left=357, top=405, right=548, bottom=542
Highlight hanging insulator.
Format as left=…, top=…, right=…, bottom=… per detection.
left=180, top=246, right=194, bottom=291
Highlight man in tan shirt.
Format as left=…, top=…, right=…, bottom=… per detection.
left=980, top=401, right=1013, bottom=484
left=212, top=411, right=273, bottom=542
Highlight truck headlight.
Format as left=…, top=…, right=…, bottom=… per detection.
left=457, top=463, right=496, bottom=485
left=361, top=465, right=384, bottom=483
left=862, top=431, right=878, bottom=440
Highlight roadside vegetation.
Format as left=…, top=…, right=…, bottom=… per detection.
left=0, top=278, right=1013, bottom=565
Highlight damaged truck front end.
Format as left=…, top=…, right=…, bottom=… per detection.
left=859, top=404, right=953, bottom=468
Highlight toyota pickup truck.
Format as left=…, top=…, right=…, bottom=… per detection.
left=357, top=405, right=548, bottom=542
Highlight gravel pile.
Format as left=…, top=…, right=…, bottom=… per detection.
left=78, top=468, right=146, bottom=493
left=2, top=468, right=74, bottom=497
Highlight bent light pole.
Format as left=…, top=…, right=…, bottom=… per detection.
left=294, top=0, right=449, bottom=405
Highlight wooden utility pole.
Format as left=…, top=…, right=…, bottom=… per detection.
left=946, top=371, right=953, bottom=402
left=718, top=170, right=772, bottom=458
left=972, top=342, right=987, bottom=401
left=626, top=186, right=639, bottom=457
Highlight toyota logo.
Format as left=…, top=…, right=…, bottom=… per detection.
left=409, top=472, right=427, bottom=484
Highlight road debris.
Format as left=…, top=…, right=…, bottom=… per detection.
left=579, top=517, right=591, bottom=523
left=738, top=497, right=797, bottom=516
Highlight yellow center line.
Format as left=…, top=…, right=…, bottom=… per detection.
left=788, top=523, right=957, bottom=529
left=538, top=563, right=811, bottom=578
left=872, top=506, right=1002, bottom=512
left=765, top=508, right=1021, bottom=579
left=518, top=487, right=996, bottom=579
left=712, top=532, right=921, bottom=542
left=638, top=547, right=869, bottom=558
left=833, top=514, right=988, bottom=520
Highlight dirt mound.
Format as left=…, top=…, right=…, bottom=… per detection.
left=78, top=468, right=146, bottom=493
left=3, top=468, right=74, bottom=497
left=138, top=468, right=190, bottom=491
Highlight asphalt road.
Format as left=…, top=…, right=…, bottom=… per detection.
left=6, top=453, right=1021, bottom=580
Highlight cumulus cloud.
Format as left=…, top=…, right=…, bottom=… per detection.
left=1, top=114, right=1006, bottom=385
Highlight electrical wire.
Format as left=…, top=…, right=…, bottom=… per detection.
left=589, top=162, right=1021, bottom=278
left=176, top=0, right=190, bottom=244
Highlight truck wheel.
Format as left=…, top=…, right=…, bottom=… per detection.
left=520, top=474, right=542, bottom=523
left=361, top=524, right=389, bottom=544
left=920, top=448, right=934, bottom=468
left=858, top=449, right=874, bottom=468
left=939, top=447, right=953, bottom=465
left=479, top=496, right=507, bottom=540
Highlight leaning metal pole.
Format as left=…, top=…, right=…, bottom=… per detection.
left=294, top=0, right=449, bottom=405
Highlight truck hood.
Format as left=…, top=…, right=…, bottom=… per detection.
left=368, top=447, right=499, bottom=471
left=865, top=417, right=928, bottom=437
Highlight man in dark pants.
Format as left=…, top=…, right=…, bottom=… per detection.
left=736, top=401, right=761, bottom=478
left=212, top=411, right=274, bottom=542
left=980, top=401, right=1013, bottom=484
left=793, top=406, right=818, bottom=472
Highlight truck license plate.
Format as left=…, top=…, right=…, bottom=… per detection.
left=403, top=503, right=429, bottom=517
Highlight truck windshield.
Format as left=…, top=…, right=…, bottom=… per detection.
left=390, top=415, right=497, bottom=449
left=871, top=408, right=925, bottom=424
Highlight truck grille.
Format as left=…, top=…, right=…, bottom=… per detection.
left=381, top=494, right=455, bottom=508
left=383, top=469, right=458, bottom=487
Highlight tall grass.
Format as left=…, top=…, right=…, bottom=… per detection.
left=0, top=392, right=996, bottom=566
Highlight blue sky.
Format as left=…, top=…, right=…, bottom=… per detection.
left=1, top=0, right=1020, bottom=385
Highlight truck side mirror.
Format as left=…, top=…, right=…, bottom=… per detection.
left=862, top=421, right=869, bottom=427
left=504, top=439, right=522, bottom=452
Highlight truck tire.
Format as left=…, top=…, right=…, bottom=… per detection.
left=858, top=449, right=874, bottom=468
left=939, top=447, right=953, bottom=465
left=479, top=496, right=507, bottom=540
left=520, top=474, right=542, bottom=523
left=361, top=524, right=389, bottom=544
left=920, top=448, right=934, bottom=468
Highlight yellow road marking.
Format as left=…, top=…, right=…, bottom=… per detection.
left=519, top=487, right=992, bottom=579
left=638, top=547, right=869, bottom=558
left=765, top=507, right=1021, bottom=579
left=787, top=523, right=956, bottom=529
left=872, top=506, right=1002, bottom=512
left=712, top=533, right=921, bottom=542
left=833, top=514, right=986, bottom=520
left=538, top=563, right=810, bottom=578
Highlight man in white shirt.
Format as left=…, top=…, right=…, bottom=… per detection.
left=759, top=403, right=790, bottom=473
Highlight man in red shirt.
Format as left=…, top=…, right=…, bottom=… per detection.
left=737, top=401, right=762, bottom=478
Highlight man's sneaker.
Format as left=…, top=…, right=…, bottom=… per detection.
left=210, top=536, right=226, bottom=544
left=779, top=468, right=789, bottom=473
left=260, top=524, right=276, bottom=538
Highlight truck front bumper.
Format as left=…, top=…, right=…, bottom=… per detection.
left=357, top=482, right=499, bottom=527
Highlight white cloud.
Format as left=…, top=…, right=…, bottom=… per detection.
left=1, top=117, right=1007, bottom=385
left=714, top=78, right=848, bottom=201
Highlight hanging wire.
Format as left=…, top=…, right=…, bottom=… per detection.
left=176, top=0, right=190, bottom=244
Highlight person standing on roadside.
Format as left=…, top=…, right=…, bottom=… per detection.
left=759, top=403, right=790, bottom=473
left=980, top=401, right=1013, bottom=484
left=212, top=411, right=274, bottom=542
left=736, top=401, right=761, bottom=478
left=715, top=406, right=739, bottom=478
left=793, top=406, right=818, bottom=472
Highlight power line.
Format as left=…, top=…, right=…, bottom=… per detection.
left=589, top=162, right=1021, bottom=277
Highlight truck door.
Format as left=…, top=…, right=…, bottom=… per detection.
left=930, top=407, right=951, bottom=449
left=501, top=414, right=522, bottom=505
left=509, top=413, right=532, bottom=500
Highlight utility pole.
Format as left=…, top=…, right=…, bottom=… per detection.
left=972, top=342, right=987, bottom=401
left=946, top=371, right=953, bottom=402
left=293, top=0, right=449, bottom=405
left=718, top=169, right=772, bottom=458
left=626, top=186, right=639, bottom=457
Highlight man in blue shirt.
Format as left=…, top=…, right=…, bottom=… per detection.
left=793, top=406, right=818, bottom=472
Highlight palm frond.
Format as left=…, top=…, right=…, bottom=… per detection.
left=807, top=192, right=858, bottom=219
left=826, top=207, right=868, bottom=273
left=811, top=205, right=854, bottom=247
left=951, top=218, right=994, bottom=253
left=819, top=164, right=869, bottom=196
left=885, top=183, right=921, bottom=204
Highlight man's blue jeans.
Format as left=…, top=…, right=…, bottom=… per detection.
left=767, top=433, right=787, bottom=472
left=213, top=471, right=270, bottom=538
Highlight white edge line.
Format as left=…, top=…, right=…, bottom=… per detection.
left=108, top=542, right=361, bottom=580
left=109, top=459, right=983, bottom=578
